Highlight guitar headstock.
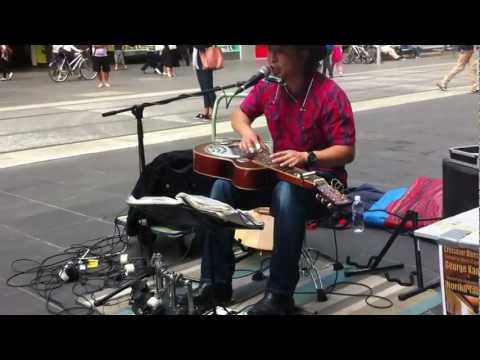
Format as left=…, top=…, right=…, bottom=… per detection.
left=312, top=177, right=352, bottom=209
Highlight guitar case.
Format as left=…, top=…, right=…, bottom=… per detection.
left=127, top=150, right=215, bottom=254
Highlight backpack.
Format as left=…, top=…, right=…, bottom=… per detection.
left=127, top=150, right=215, bottom=236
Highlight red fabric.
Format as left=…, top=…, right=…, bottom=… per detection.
left=306, top=217, right=350, bottom=230
left=255, top=45, right=268, bottom=58
left=240, top=73, right=356, bottom=185
left=385, top=177, right=443, bottom=231
left=331, top=46, right=343, bottom=64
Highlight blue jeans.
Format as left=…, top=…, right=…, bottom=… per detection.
left=195, top=69, right=216, bottom=108
left=201, top=179, right=325, bottom=297
left=400, top=46, right=421, bottom=57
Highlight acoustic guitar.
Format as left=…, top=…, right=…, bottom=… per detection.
left=193, top=141, right=352, bottom=209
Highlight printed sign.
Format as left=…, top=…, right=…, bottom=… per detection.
left=441, top=246, right=479, bottom=315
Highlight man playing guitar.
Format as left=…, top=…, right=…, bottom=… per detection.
left=193, top=45, right=356, bottom=315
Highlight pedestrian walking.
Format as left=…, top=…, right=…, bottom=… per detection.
left=0, top=45, right=14, bottom=81
left=162, top=45, right=176, bottom=78
left=192, top=45, right=217, bottom=120
left=332, top=44, right=344, bottom=76
left=437, top=45, right=478, bottom=93
left=92, top=45, right=111, bottom=88
left=114, top=45, right=127, bottom=70
left=177, top=45, right=191, bottom=66
left=322, top=44, right=334, bottom=78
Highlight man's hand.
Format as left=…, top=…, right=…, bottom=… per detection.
left=270, top=150, right=307, bottom=168
left=239, top=131, right=266, bottom=154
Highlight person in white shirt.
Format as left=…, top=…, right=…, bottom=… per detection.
left=380, top=45, right=402, bottom=60
left=52, top=45, right=83, bottom=64
left=92, top=45, right=111, bottom=88
left=0, top=45, right=13, bottom=80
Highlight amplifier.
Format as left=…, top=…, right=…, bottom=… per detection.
left=442, top=145, right=479, bottom=218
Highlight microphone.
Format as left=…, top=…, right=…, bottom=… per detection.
left=233, top=66, right=271, bottom=96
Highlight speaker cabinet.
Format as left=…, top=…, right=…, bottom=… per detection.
left=442, top=156, right=479, bottom=218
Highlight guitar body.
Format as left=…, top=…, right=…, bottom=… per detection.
left=193, top=142, right=352, bottom=208
left=193, top=143, right=274, bottom=190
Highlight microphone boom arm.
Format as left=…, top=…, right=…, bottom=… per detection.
left=102, top=81, right=245, bottom=175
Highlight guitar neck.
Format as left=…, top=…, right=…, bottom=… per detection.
left=250, top=149, right=351, bottom=208
left=251, top=151, right=316, bottom=190
left=195, top=142, right=351, bottom=207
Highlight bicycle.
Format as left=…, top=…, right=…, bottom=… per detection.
left=343, top=45, right=376, bottom=64
left=48, top=49, right=97, bottom=82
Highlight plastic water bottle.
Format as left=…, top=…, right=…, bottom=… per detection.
left=352, top=195, right=365, bottom=233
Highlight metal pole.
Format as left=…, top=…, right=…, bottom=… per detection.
left=377, top=45, right=382, bottom=66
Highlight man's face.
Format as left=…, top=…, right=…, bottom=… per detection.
left=267, top=46, right=307, bottom=81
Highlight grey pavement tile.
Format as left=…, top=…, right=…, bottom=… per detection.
left=1, top=182, right=88, bottom=209
left=9, top=208, right=89, bottom=238
left=0, top=226, right=62, bottom=275
left=0, top=274, right=21, bottom=297
left=34, top=219, right=117, bottom=248
left=0, top=286, right=50, bottom=315
left=64, top=195, right=127, bottom=221
left=0, top=194, right=50, bottom=224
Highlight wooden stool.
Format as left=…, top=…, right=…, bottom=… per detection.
left=235, top=207, right=329, bottom=301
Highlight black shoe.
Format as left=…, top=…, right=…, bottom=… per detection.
left=179, top=283, right=232, bottom=314
left=247, top=291, right=295, bottom=315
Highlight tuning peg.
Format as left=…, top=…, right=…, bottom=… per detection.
left=315, top=194, right=322, bottom=201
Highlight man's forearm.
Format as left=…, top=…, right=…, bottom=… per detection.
left=231, top=109, right=254, bottom=137
left=309, top=145, right=355, bottom=167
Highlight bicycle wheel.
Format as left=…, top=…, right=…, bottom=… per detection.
left=79, top=58, right=97, bottom=80
left=48, top=60, right=69, bottom=82
left=352, top=52, right=363, bottom=64
left=366, top=47, right=377, bottom=64
left=360, top=52, right=372, bottom=64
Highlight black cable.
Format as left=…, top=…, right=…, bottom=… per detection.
left=298, top=217, right=394, bottom=310
left=295, top=281, right=394, bottom=310
left=7, top=224, right=132, bottom=315
left=225, top=93, right=237, bottom=109
left=415, top=217, right=443, bottom=222
left=325, top=226, right=339, bottom=293
left=364, top=209, right=443, bottom=223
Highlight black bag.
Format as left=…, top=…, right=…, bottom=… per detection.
left=127, top=150, right=214, bottom=236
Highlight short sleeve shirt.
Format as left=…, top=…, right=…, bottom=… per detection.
left=240, top=73, right=356, bottom=185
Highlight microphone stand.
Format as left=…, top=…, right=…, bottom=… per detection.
left=101, top=81, right=246, bottom=315
left=102, top=81, right=245, bottom=176
left=93, top=268, right=154, bottom=308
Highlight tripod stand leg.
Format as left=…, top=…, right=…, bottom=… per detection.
left=345, top=263, right=404, bottom=277
left=344, top=212, right=417, bottom=278
left=398, top=280, right=440, bottom=301
left=397, top=228, right=440, bottom=301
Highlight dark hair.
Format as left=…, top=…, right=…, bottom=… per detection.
left=269, top=45, right=326, bottom=75
left=294, top=46, right=326, bottom=75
